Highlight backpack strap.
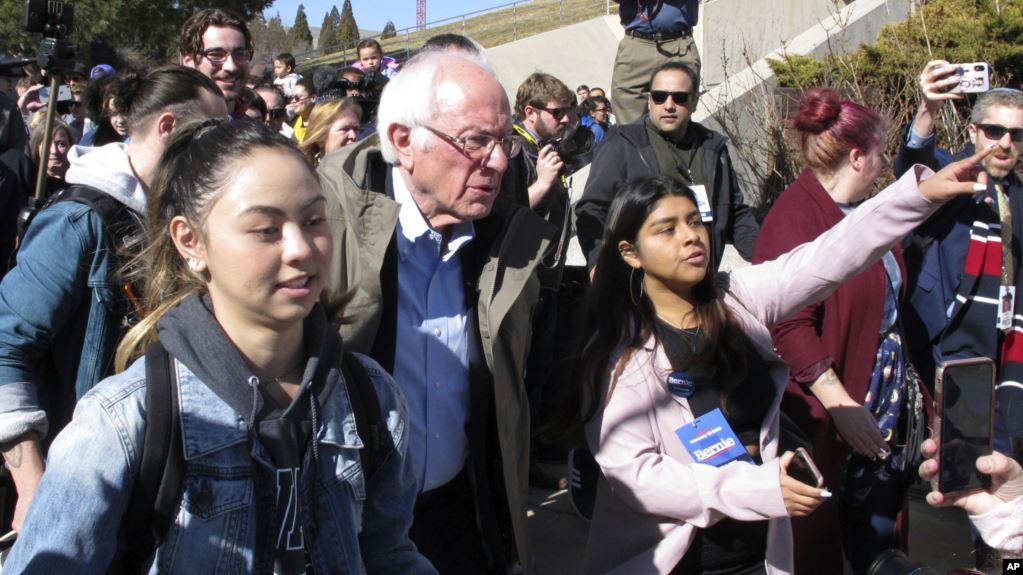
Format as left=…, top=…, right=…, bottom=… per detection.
left=48, top=185, right=142, bottom=246
left=44, top=185, right=145, bottom=324
left=114, top=341, right=184, bottom=574
left=340, top=351, right=394, bottom=482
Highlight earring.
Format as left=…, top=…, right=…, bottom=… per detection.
left=629, top=267, right=645, bottom=306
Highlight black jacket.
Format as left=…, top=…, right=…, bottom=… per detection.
left=574, top=116, right=760, bottom=268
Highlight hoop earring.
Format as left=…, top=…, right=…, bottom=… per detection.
left=629, top=267, right=645, bottom=306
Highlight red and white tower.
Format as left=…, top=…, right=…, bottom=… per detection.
left=416, top=0, right=426, bottom=30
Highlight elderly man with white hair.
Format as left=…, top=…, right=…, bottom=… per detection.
left=317, top=51, right=555, bottom=573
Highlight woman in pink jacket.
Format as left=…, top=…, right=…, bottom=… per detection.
left=574, top=147, right=993, bottom=574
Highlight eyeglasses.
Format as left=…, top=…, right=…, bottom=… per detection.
left=592, top=107, right=608, bottom=114
left=291, top=93, right=309, bottom=102
left=534, top=105, right=575, bottom=121
left=422, top=125, right=522, bottom=160
left=267, top=108, right=287, bottom=119
left=199, top=47, right=254, bottom=65
left=977, top=123, right=1023, bottom=143
left=649, top=90, right=693, bottom=105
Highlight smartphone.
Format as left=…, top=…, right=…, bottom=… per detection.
left=948, top=62, right=990, bottom=94
left=787, top=447, right=824, bottom=488
left=934, top=357, right=996, bottom=496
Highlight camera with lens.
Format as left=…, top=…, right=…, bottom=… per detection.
left=315, top=66, right=390, bottom=126
left=24, top=0, right=76, bottom=73
left=867, top=549, right=941, bottom=575
left=544, top=123, right=594, bottom=175
left=16, top=0, right=78, bottom=241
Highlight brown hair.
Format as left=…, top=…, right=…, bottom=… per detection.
left=115, top=119, right=314, bottom=370
left=178, top=8, right=252, bottom=60
left=514, top=72, right=575, bottom=118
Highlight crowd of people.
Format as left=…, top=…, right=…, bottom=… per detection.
left=0, top=0, right=1021, bottom=574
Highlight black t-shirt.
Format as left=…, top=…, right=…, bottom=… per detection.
left=655, top=319, right=773, bottom=575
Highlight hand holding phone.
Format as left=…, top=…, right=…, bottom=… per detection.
left=948, top=62, right=990, bottom=94
left=779, top=450, right=829, bottom=518
left=934, top=358, right=996, bottom=497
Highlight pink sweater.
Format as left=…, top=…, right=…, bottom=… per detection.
left=583, top=167, right=939, bottom=574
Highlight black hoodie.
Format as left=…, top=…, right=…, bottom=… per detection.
left=156, top=294, right=341, bottom=574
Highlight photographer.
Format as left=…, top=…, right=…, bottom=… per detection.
left=505, top=72, right=582, bottom=490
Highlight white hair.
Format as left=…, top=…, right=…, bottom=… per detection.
left=376, top=50, right=500, bottom=163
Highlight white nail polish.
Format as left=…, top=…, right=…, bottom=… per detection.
left=974, top=183, right=988, bottom=192
left=820, top=489, right=833, bottom=498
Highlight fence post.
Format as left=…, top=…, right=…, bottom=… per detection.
left=513, top=3, right=517, bottom=41
left=462, top=15, right=466, bottom=34
left=560, top=0, right=564, bottom=26
left=405, top=30, right=410, bottom=61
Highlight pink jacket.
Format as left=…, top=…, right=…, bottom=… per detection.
left=583, top=167, right=938, bottom=574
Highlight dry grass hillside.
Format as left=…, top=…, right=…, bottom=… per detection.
left=299, top=0, right=618, bottom=72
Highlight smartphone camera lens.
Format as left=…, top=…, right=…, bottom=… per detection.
left=974, top=64, right=985, bottom=71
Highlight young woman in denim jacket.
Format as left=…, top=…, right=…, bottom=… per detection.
left=4, top=120, right=435, bottom=574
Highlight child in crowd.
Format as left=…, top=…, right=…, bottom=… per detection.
left=272, top=52, right=302, bottom=97
left=353, top=39, right=400, bottom=79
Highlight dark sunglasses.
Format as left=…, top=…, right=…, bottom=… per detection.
left=649, top=90, right=693, bottom=105
left=977, top=123, right=1023, bottom=143
left=535, top=105, right=574, bottom=121
left=267, top=108, right=287, bottom=119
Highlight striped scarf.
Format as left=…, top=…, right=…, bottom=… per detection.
left=944, top=187, right=1023, bottom=436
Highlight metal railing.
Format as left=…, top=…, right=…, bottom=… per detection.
left=291, top=0, right=618, bottom=71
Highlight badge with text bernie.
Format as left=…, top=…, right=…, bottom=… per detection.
left=676, top=408, right=752, bottom=467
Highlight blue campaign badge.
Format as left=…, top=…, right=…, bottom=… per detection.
left=666, top=370, right=695, bottom=398
left=676, top=408, right=752, bottom=467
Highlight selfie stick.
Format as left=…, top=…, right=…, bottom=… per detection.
left=32, top=71, right=60, bottom=201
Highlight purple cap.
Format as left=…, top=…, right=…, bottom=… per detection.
left=89, top=64, right=116, bottom=79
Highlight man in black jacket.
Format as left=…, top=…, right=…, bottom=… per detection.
left=575, top=61, right=759, bottom=270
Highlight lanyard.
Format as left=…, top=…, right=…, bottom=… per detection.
left=997, top=183, right=1014, bottom=287
left=512, top=124, right=571, bottom=268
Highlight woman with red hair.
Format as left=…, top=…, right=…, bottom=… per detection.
left=754, top=88, right=919, bottom=573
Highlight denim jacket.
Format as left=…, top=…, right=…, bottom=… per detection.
left=4, top=352, right=436, bottom=574
left=0, top=198, right=125, bottom=444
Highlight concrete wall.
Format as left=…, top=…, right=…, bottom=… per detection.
left=695, top=0, right=854, bottom=86
left=484, top=0, right=914, bottom=267
left=487, top=15, right=622, bottom=106
left=694, top=0, right=913, bottom=195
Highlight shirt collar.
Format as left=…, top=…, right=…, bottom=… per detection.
left=391, top=166, right=474, bottom=262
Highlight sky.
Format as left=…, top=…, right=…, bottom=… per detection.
left=264, top=0, right=514, bottom=33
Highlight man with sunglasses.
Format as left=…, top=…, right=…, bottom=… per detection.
left=317, top=51, right=555, bottom=574
left=577, top=61, right=759, bottom=275
left=288, top=79, right=316, bottom=143
left=896, top=64, right=1023, bottom=570
left=179, top=8, right=252, bottom=120
left=611, top=0, right=701, bottom=124
left=504, top=72, right=579, bottom=491
left=254, top=84, right=295, bottom=140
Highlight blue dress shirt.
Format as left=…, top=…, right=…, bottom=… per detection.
left=391, top=167, right=476, bottom=492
